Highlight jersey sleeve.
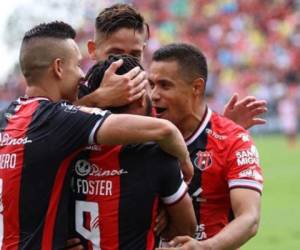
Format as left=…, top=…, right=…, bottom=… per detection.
left=225, top=129, right=264, bottom=194
left=38, top=101, right=110, bottom=154
left=156, top=151, right=188, bottom=205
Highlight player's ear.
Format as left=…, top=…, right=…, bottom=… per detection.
left=192, top=77, right=205, bottom=97
left=87, top=40, right=97, bottom=60
left=52, top=58, right=64, bottom=79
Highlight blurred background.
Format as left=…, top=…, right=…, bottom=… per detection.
left=0, top=0, right=299, bottom=249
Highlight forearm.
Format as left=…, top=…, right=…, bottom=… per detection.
left=203, top=214, right=259, bottom=250
left=156, top=122, right=189, bottom=163
left=75, top=89, right=109, bottom=108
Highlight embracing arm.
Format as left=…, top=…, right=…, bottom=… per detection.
left=196, top=188, right=261, bottom=250
left=96, top=114, right=193, bottom=181
left=157, top=189, right=261, bottom=250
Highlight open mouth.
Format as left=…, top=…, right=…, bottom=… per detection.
left=154, top=107, right=167, bottom=115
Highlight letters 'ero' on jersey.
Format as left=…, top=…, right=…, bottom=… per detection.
left=0, top=97, right=110, bottom=250
left=186, top=107, right=263, bottom=241
left=70, top=142, right=187, bottom=250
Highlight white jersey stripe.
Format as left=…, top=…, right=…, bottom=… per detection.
left=186, top=108, right=212, bottom=146
left=228, top=179, right=263, bottom=192
left=161, top=181, right=187, bottom=205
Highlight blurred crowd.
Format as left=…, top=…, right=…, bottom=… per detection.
left=1, top=0, right=299, bottom=134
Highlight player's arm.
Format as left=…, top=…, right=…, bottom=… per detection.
left=161, top=194, right=196, bottom=240
left=75, top=59, right=147, bottom=108
left=197, top=128, right=263, bottom=249
left=96, top=114, right=193, bottom=181
left=223, top=93, right=267, bottom=129
left=185, top=189, right=261, bottom=250
left=156, top=190, right=261, bottom=250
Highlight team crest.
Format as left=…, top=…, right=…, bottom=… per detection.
left=193, top=151, right=212, bottom=171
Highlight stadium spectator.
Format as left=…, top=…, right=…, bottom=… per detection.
left=2, top=0, right=299, bottom=133
left=278, top=85, right=299, bottom=148
left=149, top=43, right=263, bottom=249
left=77, top=3, right=267, bottom=130
left=69, top=54, right=196, bottom=249
left=0, top=21, right=192, bottom=249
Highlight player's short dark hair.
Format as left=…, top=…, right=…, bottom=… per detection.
left=22, top=21, right=76, bottom=42
left=95, top=3, right=149, bottom=40
left=80, top=54, right=143, bottom=113
left=152, top=43, right=208, bottom=84
left=20, top=21, right=77, bottom=84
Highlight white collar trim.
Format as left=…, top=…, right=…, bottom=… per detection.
left=185, top=108, right=212, bottom=146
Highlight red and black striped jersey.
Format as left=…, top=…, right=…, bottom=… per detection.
left=186, top=107, right=263, bottom=240
left=0, top=97, right=110, bottom=250
left=69, top=142, right=187, bottom=250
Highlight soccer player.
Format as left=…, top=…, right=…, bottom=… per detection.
left=69, top=54, right=196, bottom=250
left=78, top=3, right=267, bottom=130
left=0, top=22, right=192, bottom=249
left=149, top=43, right=263, bottom=250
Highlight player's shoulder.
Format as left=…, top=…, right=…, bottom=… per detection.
left=122, top=142, right=177, bottom=161
left=211, top=111, right=249, bottom=137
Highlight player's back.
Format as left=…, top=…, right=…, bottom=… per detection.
left=71, top=142, right=186, bottom=250
left=0, top=97, right=107, bottom=249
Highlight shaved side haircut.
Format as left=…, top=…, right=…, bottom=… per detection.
left=19, top=21, right=76, bottom=84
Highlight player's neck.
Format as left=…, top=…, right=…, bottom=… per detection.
left=25, top=81, right=61, bottom=102
left=180, top=103, right=207, bottom=140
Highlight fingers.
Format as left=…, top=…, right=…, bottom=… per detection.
left=236, top=95, right=257, bottom=107
left=251, top=118, right=267, bottom=126
left=246, top=100, right=267, bottom=110
left=105, top=59, right=124, bottom=75
left=128, top=72, right=147, bottom=92
left=129, top=79, right=147, bottom=97
left=124, top=66, right=142, bottom=80
left=250, top=107, right=267, bottom=117
left=169, top=236, right=193, bottom=246
left=128, top=89, right=146, bottom=103
left=181, top=159, right=193, bottom=183
left=154, top=208, right=168, bottom=235
left=226, top=93, right=239, bottom=110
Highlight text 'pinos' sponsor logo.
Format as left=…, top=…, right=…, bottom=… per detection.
left=75, top=159, right=128, bottom=177
left=0, top=133, right=32, bottom=147
left=235, top=145, right=259, bottom=166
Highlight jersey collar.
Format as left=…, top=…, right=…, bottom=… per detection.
left=185, top=107, right=212, bottom=146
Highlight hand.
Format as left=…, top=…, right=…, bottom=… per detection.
left=223, top=93, right=267, bottom=129
left=94, top=59, right=147, bottom=107
left=154, top=206, right=169, bottom=236
left=64, top=238, right=84, bottom=250
left=156, top=236, right=208, bottom=250
left=179, top=155, right=194, bottom=184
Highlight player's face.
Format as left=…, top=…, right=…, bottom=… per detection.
left=60, top=39, right=84, bottom=102
left=149, top=60, right=194, bottom=128
left=88, top=28, right=146, bottom=62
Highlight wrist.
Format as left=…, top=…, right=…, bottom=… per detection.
left=88, top=88, right=109, bottom=108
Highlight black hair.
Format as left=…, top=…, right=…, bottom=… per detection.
left=95, top=3, right=149, bottom=40
left=79, top=54, right=143, bottom=113
left=152, top=43, right=208, bottom=83
left=22, top=21, right=76, bottom=42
